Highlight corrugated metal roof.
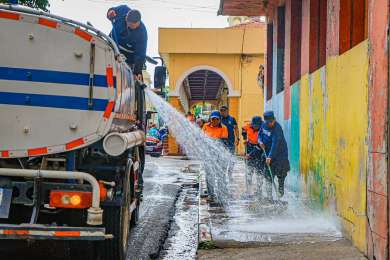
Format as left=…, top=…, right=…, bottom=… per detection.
left=184, top=70, right=224, bottom=100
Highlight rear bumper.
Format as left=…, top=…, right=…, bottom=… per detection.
left=0, top=224, right=108, bottom=241
left=145, top=146, right=163, bottom=155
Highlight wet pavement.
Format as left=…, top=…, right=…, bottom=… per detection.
left=0, top=156, right=367, bottom=260
left=199, top=160, right=342, bottom=245
left=198, top=239, right=367, bottom=260
left=127, top=156, right=199, bottom=260
left=160, top=185, right=198, bottom=260
left=198, top=160, right=367, bottom=259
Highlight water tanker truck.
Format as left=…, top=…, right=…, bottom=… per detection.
left=0, top=4, right=147, bottom=259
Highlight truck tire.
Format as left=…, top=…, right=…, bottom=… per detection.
left=130, top=199, right=139, bottom=227
left=97, top=161, right=132, bottom=260
left=129, top=157, right=140, bottom=227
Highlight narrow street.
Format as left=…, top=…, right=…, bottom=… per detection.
left=127, top=156, right=199, bottom=260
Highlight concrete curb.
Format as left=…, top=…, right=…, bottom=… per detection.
left=198, top=170, right=213, bottom=243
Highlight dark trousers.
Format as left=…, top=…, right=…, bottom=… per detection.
left=264, top=162, right=288, bottom=196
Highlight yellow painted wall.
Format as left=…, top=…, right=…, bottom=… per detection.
left=299, top=41, right=369, bottom=252
left=238, top=55, right=264, bottom=153
left=167, top=53, right=242, bottom=94
left=167, top=97, right=185, bottom=154
left=159, top=27, right=265, bottom=54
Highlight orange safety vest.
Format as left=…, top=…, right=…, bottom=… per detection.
left=202, top=122, right=228, bottom=139
left=242, top=123, right=259, bottom=144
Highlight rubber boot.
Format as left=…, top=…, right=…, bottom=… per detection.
left=278, top=176, right=285, bottom=197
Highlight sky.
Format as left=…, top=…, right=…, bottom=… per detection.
left=49, top=0, right=229, bottom=77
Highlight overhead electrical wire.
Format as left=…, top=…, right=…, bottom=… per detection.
left=86, top=0, right=219, bottom=13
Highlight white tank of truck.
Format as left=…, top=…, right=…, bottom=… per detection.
left=0, top=5, right=144, bottom=159
left=0, top=5, right=149, bottom=260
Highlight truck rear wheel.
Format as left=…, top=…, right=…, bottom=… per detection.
left=96, top=162, right=132, bottom=260
left=130, top=200, right=139, bottom=227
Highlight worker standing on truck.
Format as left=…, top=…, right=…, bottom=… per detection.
left=258, top=111, right=290, bottom=198
left=242, top=116, right=264, bottom=195
left=202, top=111, right=228, bottom=202
left=107, top=5, right=147, bottom=80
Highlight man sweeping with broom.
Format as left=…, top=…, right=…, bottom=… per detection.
left=259, top=111, right=290, bottom=199
left=242, top=116, right=264, bottom=195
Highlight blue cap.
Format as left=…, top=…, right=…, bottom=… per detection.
left=251, top=116, right=263, bottom=127
left=263, top=110, right=275, bottom=122
left=126, top=9, right=142, bottom=23
left=210, top=110, right=221, bottom=119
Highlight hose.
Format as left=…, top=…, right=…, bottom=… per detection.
left=254, top=145, right=280, bottom=198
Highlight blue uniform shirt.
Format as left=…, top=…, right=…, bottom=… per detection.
left=109, top=5, right=148, bottom=75
left=221, top=115, right=237, bottom=147
left=147, top=127, right=160, bottom=140
left=258, top=121, right=289, bottom=161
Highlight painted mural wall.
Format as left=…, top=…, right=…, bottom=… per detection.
left=268, top=41, right=369, bottom=252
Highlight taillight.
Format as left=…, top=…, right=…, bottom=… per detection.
left=49, top=191, right=92, bottom=209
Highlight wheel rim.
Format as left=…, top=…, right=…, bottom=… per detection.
left=121, top=201, right=130, bottom=254
left=121, top=166, right=132, bottom=256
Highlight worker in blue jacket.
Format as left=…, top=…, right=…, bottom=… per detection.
left=258, top=111, right=290, bottom=197
left=107, top=5, right=148, bottom=80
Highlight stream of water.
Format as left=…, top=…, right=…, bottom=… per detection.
left=145, top=89, right=341, bottom=242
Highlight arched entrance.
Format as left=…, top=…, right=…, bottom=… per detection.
left=177, top=68, right=230, bottom=114
left=171, top=65, right=239, bottom=105
left=167, top=66, right=240, bottom=155
left=159, top=27, right=265, bottom=155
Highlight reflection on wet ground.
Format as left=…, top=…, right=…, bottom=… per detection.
left=204, top=160, right=342, bottom=244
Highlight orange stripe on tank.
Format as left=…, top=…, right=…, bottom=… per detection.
left=106, top=67, right=114, bottom=88
left=66, top=138, right=85, bottom=150
left=103, top=101, right=115, bottom=119
left=0, top=11, right=20, bottom=20
left=54, top=231, right=80, bottom=237
left=38, top=18, right=57, bottom=28
left=28, top=147, right=48, bottom=156
left=74, top=28, right=93, bottom=42
left=3, top=230, right=29, bottom=235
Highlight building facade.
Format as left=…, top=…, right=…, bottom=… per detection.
left=219, top=0, right=389, bottom=259
left=159, top=24, right=265, bottom=154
